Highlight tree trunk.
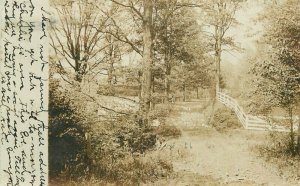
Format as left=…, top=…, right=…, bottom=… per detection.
left=75, top=61, right=84, bottom=83
left=183, top=84, right=186, bottom=102
left=216, top=53, right=221, bottom=92
left=107, top=4, right=117, bottom=95
left=75, top=72, right=83, bottom=82
left=140, top=0, right=153, bottom=125
left=107, top=35, right=115, bottom=95
left=298, top=122, right=300, bottom=155
left=138, top=70, right=142, bottom=101
left=196, top=87, right=199, bottom=99
left=164, top=63, right=171, bottom=103
left=150, top=75, right=155, bottom=110
left=164, top=17, right=173, bottom=103
left=288, top=107, right=295, bottom=155
left=215, top=25, right=221, bottom=95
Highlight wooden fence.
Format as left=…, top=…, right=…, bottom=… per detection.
left=217, top=91, right=299, bottom=132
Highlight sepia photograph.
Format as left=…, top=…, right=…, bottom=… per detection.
left=47, top=0, right=300, bottom=185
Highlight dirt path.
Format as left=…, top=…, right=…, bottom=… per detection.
left=153, top=101, right=299, bottom=186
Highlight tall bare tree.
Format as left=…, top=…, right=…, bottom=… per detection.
left=50, top=0, right=110, bottom=83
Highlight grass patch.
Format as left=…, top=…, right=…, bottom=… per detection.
left=50, top=150, right=172, bottom=186
left=184, top=127, right=217, bottom=137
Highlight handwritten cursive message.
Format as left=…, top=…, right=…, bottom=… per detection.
left=0, top=0, right=49, bottom=185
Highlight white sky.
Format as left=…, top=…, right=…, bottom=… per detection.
left=223, top=0, right=265, bottom=66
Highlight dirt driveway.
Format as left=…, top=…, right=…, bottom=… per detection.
left=152, top=102, right=300, bottom=186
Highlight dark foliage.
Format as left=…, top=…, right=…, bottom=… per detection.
left=49, top=81, right=174, bottom=184
left=49, top=81, right=92, bottom=179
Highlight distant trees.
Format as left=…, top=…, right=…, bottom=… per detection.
left=171, top=60, right=213, bottom=101
left=250, top=0, right=300, bottom=155
left=156, top=6, right=213, bottom=102
left=107, top=0, right=212, bottom=123
left=104, top=4, right=122, bottom=95
left=153, top=2, right=209, bottom=102
left=153, top=1, right=192, bottom=102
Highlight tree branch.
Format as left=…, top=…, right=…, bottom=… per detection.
left=111, top=0, right=143, bottom=19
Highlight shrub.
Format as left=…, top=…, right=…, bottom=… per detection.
left=49, top=81, right=92, bottom=180
left=86, top=117, right=173, bottom=185
left=259, top=132, right=298, bottom=156
left=115, top=125, right=157, bottom=154
left=211, top=106, right=240, bottom=132
left=148, top=103, right=181, bottom=139
left=98, top=85, right=140, bottom=96
left=155, top=125, right=182, bottom=139
left=148, top=104, right=173, bottom=124
left=257, top=132, right=300, bottom=180
left=91, top=151, right=173, bottom=185
left=49, top=81, right=173, bottom=184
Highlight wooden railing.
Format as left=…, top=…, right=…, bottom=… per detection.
left=217, top=91, right=299, bottom=132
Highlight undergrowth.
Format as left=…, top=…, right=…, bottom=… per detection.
left=210, top=104, right=241, bottom=132
left=257, top=132, right=300, bottom=181
left=49, top=81, right=179, bottom=185
left=149, top=103, right=182, bottom=139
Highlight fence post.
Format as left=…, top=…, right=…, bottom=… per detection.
left=245, top=115, right=248, bottom=129
left=234, top=100, right=238, bottom=113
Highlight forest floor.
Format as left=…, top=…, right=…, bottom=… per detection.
left=149, top=101, right=300, bottom=186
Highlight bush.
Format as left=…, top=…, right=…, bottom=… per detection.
left=98, top=85, right=140, bottom=96
left=115, top=125, right=157, bottom=154
left=257, top=132, right=300, bottom=180
left=49, top=81, right=92, bottom=180
left=49, top=81, right=173, bottom=184
left=94, top=152, right=172, bottom=185
left=155, top=125, right=182, bottom=139
left=148, top=103, right=181, bottom=139
left=51, top=151, right=173, bottom=186
left=211, top=106, right=240, bottom=132
left=149, top=105, right=171, bottom=119
left=148, top=104, right=173, bottom=124
left=84, top=116, right=173, bottom=185
left=259, top=132, right=298, bottom=156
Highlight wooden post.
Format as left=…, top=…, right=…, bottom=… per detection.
left=245, top=116, right=249, bottom=129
